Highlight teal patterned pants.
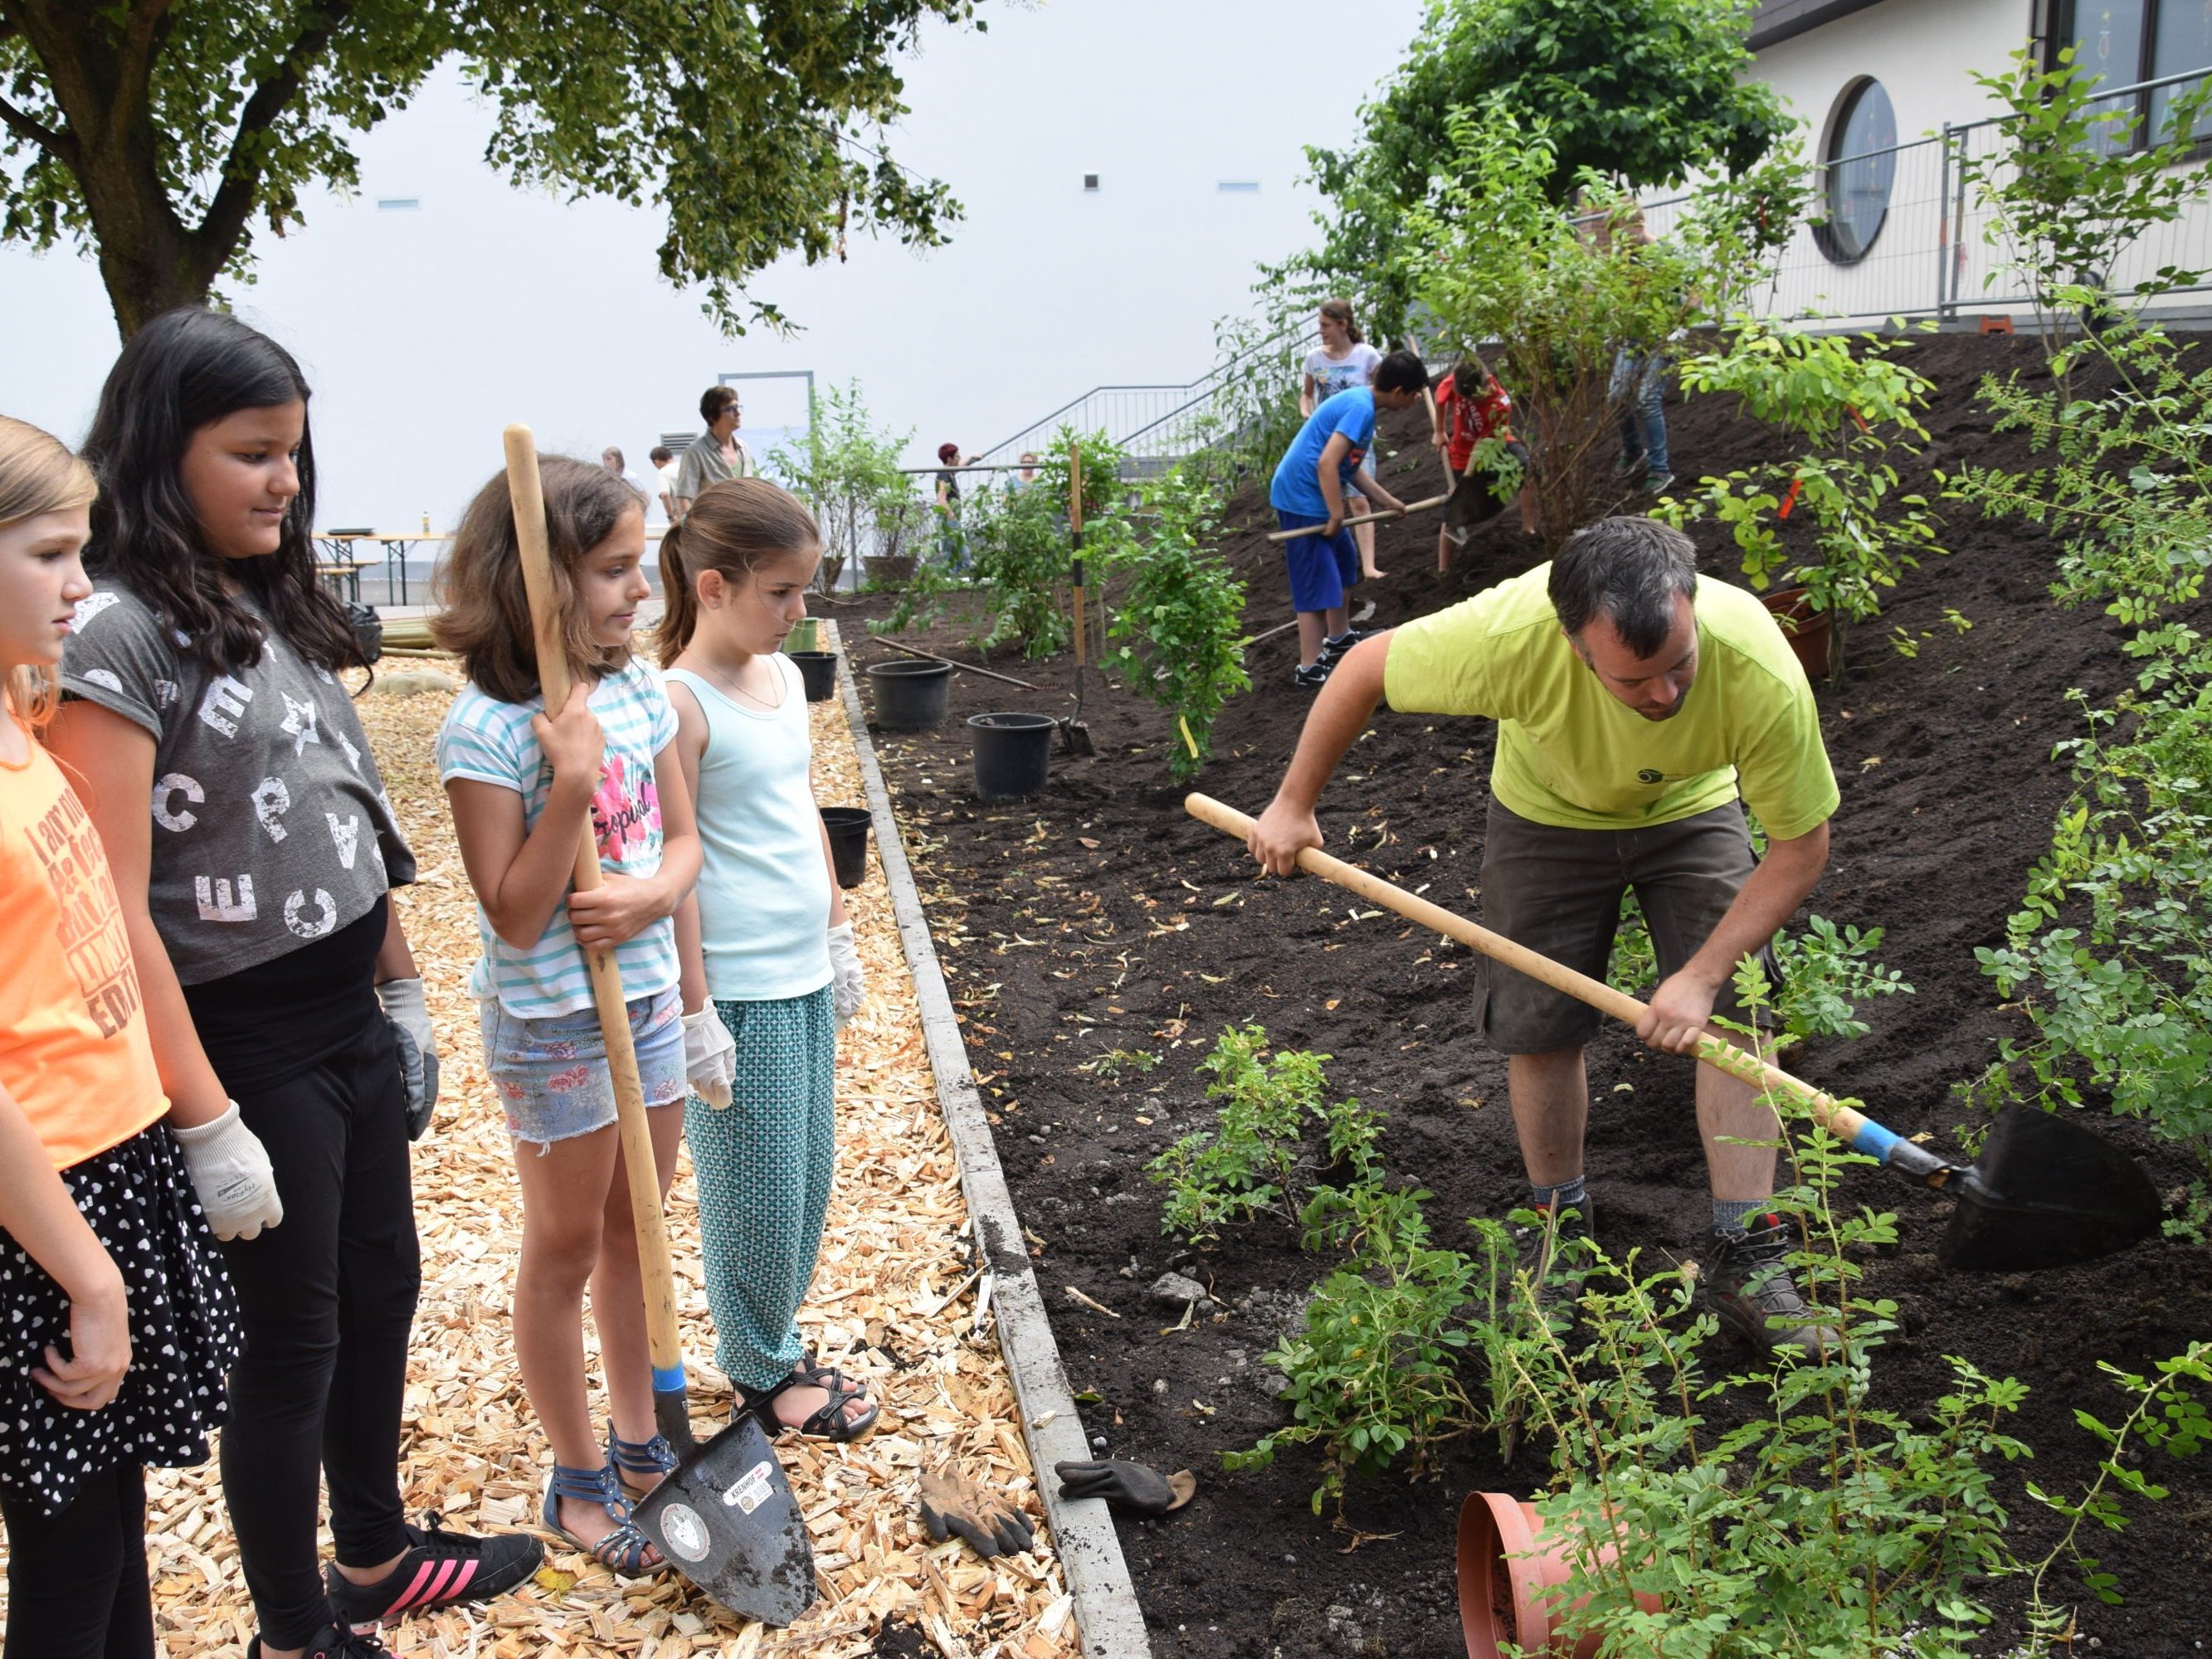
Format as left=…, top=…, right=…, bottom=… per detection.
left=685, top=986, right=837, bottom=1392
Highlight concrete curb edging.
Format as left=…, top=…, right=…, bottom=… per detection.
left=829, top=627, right=1152, bottom=1659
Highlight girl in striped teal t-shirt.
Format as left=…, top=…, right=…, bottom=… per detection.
left=432, top=456, right=709, bottom=1575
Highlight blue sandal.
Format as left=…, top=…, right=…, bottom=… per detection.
left=540, top=1461, right=660, bottom=1575
left=607, top=1429, right=680, bottom=1502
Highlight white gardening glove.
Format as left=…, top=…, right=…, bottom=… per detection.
left=171, top=1102, right=284, bottom=1242
left=828, top=922, right=865, bottom=1029
left=683, top=1007, right=737, bottom=1110
left=376, top=976, right=441, bottom=1140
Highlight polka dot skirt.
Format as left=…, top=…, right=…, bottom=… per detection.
left=0, top=1123, right=243, bottom=1516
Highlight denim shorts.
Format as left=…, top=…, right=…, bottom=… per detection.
left=479, top=984, right=686, bottom=1146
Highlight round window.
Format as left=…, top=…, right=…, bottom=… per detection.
left=1820, top=78, right=1898, bottom=265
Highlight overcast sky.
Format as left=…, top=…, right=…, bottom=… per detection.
left=0, top=0, right=1426, bottom=534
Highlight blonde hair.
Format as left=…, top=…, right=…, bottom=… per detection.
left=431, top=455, right=644, bottom=705
left=655, top=478, right=821, bottom=667
left=0, top=416, right=97, bottom=727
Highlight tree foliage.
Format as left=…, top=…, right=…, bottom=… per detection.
left=1275, top=0, right=1785, bottom=341
left=0, top=0, right=979, bottom=337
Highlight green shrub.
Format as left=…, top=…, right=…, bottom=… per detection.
left=1146, top=1025, right=1380, bottom=1242
left=1101, top=465, right=1250, bottom=781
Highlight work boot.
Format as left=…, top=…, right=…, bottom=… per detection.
left=1700, top=1211, right=1841, bottom=1361
left=1513, top=1199, right=1594, bottom=1328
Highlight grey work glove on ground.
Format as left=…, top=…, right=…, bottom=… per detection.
left=172, top=1102, right=284, bottom=1241
left=917, top=1467, right=1035, bottom=1559
left=682, top=1007, right=738, bottom=1109
left=828, top=922, right=865, bottom=1028
left=1054, top=1459, right=1196, bottom=1517
left=375, top=976, right=441, bottom=1140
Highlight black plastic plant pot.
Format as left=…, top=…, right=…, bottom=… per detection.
left=968, top=712, right=1057, bottom=803
left=865, top=659, right=953, bottom=730
left=789, top=650, right=840, bottom=703
left=819, top=807, right=872, bottom=890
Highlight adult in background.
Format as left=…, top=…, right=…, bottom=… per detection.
left=672, top=385, right=757, bottom=521
left=1268, top=349, right=1425, bottom=689
left=601, top=446, right=655, bottom=513
left=1007, top=452, right=1040, bottom=497
left=1597, top=207, right=1678, bottom=495
left=651, top=445, right=678, bottom=523
left=933, top=443, right=967, bottom=572
left=1246, top=518, right=1840, bottom=1359
left=1302, top=299, right=1387, bottom=581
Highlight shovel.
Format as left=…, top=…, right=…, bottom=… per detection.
left=504, top=426, right=816, bottom=1625
left=1060, top=449, right=1096, bottom=757
left=1185, top=793, right=2162, bottom=1272
left=1266, top=491, right=1453, bottom=543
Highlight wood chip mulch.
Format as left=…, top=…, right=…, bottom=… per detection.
left=27, top=662, right=1081, bottom=1659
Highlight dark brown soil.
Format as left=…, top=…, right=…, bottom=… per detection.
left=831, top=331, right=2212, bottom=1657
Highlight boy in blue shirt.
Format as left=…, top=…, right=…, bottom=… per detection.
left=1269, top=348, right=1429, bottom=687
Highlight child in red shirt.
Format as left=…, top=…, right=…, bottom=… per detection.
left=1433, top=358, right=1537, bottom=569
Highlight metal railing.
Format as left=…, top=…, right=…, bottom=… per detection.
left=1640, top=62, right=2212, bottom=325
left=971, top=320, right=1318, bottom=470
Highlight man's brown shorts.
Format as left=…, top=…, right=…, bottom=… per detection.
left=1474, top=798, right=1777, bottom=1054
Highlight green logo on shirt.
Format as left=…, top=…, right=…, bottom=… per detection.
left=1637, top=768, right=1664, bottom=784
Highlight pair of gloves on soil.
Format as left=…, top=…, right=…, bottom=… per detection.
left=917, top=1460, right=1196, bottom=1560
left=682, top=923, right=866, bottom=1109
left=172, top=976, right=441, bottom=1243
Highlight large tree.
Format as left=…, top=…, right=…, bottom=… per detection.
left=0, top=0, right=979, bottom=338
left=1274, top=0, right=1786, bottom=343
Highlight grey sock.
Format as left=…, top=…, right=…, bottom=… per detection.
left=1531, top=1174, right=1587, bottom=1214
left=1712, top=1198, right=1763, bottom=1233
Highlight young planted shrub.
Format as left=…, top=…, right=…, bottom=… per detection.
left=1102, top=465, right=1250, bottom=781
left=768, top=378, right=912, bottom=593
left=1146, top=1024, right=1381, bottom=1242
left=1229, top=1183, right=1478, bottom=1513
left=1665, top=323, right=1943, bottom=675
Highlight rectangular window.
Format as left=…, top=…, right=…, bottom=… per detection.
left=2062, top=0, right=2212, bottom=148
left=1216, top=180, right=1260, bottom=193
left=2151, top=0, right=2212, bottom=139
left=375, top=197, right=421, bottom=211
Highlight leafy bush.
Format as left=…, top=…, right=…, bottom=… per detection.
left=1146, top=1025, right=1381, bottom=1242
left=1771, top=914, right=1913, bottom=1044
left=768, top=379, right=914, bottom=593
left=1228, top=1183, right=1477, bottom=1512
left=1665, top=323, right=1943, bottom=674
left=1101, top=465, right=1250, bottom=781
left=1971, top=651, right=2212, bottom=1187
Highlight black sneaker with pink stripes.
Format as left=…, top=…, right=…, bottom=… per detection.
left=324, top=1514, right=542, bottom=1634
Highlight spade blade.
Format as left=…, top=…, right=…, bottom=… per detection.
left=1938, top=1106, right=2163, bottom=1272
left=629, top=1415, right=816, bottom=1627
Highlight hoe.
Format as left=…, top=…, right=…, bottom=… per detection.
left=1186, top=793, right=2162, bottom=1272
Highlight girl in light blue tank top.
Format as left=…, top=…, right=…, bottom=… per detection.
left=655, top=477, right=878, bottom=1443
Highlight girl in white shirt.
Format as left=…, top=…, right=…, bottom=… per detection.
left=1302, top=298, right=1387, bottom=581
left=655, top=478, right=875, bottom=1443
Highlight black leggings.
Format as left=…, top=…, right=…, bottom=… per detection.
left=1, top=1461, right=152, bottom=1659
left=214, top=1014, right=421, bottom=1648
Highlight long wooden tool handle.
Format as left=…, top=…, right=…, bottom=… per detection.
left=1183, top=792, right=1908, bottom=1158
left=1267, top=491, right=1453, bottom=543
left=1069, top=448, right=1088, bottom=669
left=504, top=424, right=688, bottom=1394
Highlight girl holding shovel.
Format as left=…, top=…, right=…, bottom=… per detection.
left=434, top=457, right=717, bottom=1574
left=0, top=416, right=244, bottom=1659
left=655, top=478, right=876, bottom=1443
left=51, top=310, right=542, bottom=1658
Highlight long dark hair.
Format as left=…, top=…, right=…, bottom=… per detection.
left=80, top=308, right=359, bottom=675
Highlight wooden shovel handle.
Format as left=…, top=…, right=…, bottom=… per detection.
left=504, top=424, right=685, bottom=1387
left=1182, top=792, right=1877, bottom=1146
left=1266, top=492, right=1453, bottom=543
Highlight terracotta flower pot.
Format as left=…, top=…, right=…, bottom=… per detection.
left=1457, top=1491, right=1662, bottom=1658
left=1761, top=586, right=1834, bottom=680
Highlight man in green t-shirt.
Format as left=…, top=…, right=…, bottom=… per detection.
left=1248, top=517, right=1840, bottom=1357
